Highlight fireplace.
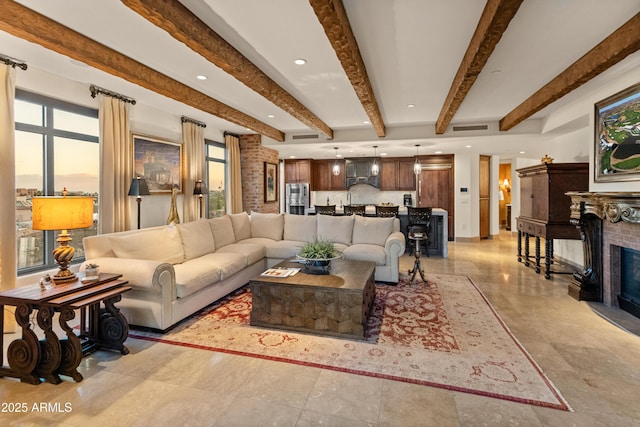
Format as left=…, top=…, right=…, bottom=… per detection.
left=615, top=247, right=640, bottom=317
left=567, top=192, right=640, bottom=313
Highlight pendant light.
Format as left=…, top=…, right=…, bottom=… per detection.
left=413, top=144, right=422, bottom=175
left=332, top=147, right=341, bottom=176
left=371, top=145, right=379, bottom=176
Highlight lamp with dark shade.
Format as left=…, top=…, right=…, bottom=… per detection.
left=128, top=176, right=150, bottom=229
left=32, top=188, right=94, bottom=284
left=193, top=179, right=207, bottom=219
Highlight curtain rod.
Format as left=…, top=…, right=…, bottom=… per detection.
left=181, top=116, right=207, bottom=128
left=0, top=54, right=28, bottom=70
left=223, top=131, right=240, bottom=138
left=89, top=84, right=136, bottom=105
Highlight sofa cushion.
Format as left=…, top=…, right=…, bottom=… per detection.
left=352, top=216, right=395, bottom=246
left=173, top=254, right=223, bottom=298
left=109, top=225, right=184, bottom=264
left=250, top=211, right=284, bottom=241
left=283, top=214, right=317, bottom=242
left=316, top=215, right=354, bottom=246
left=177, top=220, right=215, bottom=260
left=209, top=216, right=236, bottom=249
left=266, top=240, right=305, bottom=260
left=229, top=212, right=251, bottom=241
left=216, top=243, right=266, bottom=266
left=238, top=237, right=278, bottom=248
left=342, top=244, right=387, bottom=266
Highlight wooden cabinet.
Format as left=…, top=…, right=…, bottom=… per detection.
left=516, top=162, right=589, bottom=278
left=379, top=158, right=416, bottom=190
left=312, top=159, right=346, bottom=191
left=284, top=159, right=311, bottom=183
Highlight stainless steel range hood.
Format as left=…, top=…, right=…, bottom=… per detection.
left=345, top=158, right=379, bottom=189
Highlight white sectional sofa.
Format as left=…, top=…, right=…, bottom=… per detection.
left=81, top=212, right=405, bottom=331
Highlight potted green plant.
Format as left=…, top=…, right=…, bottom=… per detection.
left=297, top=239, right=341, bottom=274
left=85, top=263, right=100, bottom=278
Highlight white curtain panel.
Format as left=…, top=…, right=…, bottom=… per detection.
left=99, top=96, right=131, bottom=233
left=182, top=121, right=205, bottom=222
left=227, top=133, right=243, bottom=213
left=0, top=64, right=17, bottom=329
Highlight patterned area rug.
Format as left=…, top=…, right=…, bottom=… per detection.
left=128, top=274, right=571, bottom=411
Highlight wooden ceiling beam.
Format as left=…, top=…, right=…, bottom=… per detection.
left=435, top=0, right=523, bottom=135
left=500, top=12, right=640, bottom=131
left=121, top=0, right=333, bottom=139
left=310, top=0, right=386, bottom=137
left=0, top=0, right=285, bottom=141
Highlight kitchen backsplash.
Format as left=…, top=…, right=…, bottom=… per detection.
left=312, top=184, right=415, bottom=208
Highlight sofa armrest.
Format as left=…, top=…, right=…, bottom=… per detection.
left=384, top=231, right=406, bottom=258
left=81, top=257, right=175, bottom=295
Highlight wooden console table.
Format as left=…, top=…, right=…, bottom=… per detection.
left=0, top=273, right=130, bottom=384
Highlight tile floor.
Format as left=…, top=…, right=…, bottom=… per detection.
left=3, top=231, right=640, bottom=426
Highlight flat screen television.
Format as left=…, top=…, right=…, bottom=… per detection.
left=594, top=82, right=640, bottom=182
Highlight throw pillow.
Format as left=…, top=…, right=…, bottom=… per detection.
left=177, top=220, right=215, bottom=260
left=229, top=212, right=251, bottom=241
left=250, top=211, right=284, bottom=241
left=109, top=225, right=184, bottom=264
left=283, top=214, right=317, bottom=242
left=208, top=216, right=236, bottom=249
left=316, top=215, right=354, bottom=246
left=352, top=215, right=394, bottom=246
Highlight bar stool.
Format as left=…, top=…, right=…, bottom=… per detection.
left=407, top=207, right=432, bottom=256
left=314, top=205, right=336, bottom=215
left=375, top=205, right=398, bottom=218
left=344, top=205, right=366, bottom=216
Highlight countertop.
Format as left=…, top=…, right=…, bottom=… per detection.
left=305, top=206, right=447, bottom=216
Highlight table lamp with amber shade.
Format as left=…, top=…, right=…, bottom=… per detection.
left=32, top=188, right=94, bottom=284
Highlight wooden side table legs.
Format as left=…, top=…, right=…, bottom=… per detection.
left=4, top=304, right=41, bottom=384
left=57, top=307, right=84, bottom=382
left=94, top=295, right=130, bottom=355
left=36, top=306, right=62, bottom=384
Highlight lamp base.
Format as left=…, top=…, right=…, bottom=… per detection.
left=52, top=231, right=78, bottom=285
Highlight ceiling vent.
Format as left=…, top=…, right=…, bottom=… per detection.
left=452, top=124, right=489, bottom=132
left=291, top=134, right=319, bottom=140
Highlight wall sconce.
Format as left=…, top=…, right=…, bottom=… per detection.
left=128, top=176, right=150, bottom=229
left=193, top=179, right=207, bottom=219
left=501, top=178, right=511, bottom=192
left=32, top=188, right=94, bottom=283
left=332, top=147, right=341, bottom=176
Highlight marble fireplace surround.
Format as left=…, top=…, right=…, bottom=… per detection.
left=567, top=192, right=640, bottom=307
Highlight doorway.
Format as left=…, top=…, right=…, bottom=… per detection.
left=479, top=155, right=490, bottom=239
left=417, top=154, right=455, bottom=241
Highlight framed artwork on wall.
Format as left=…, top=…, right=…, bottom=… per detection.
left=264, top=161, right=278, bottom=202
left=132, top=133, right=183, bottom=193
left=594, top=82, right=640, bottom=182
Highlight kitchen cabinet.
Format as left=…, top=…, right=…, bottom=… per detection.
left=284, top=159, right=311, bottom=183
left=312, top=159, right=346, bottom=191
left=379, top=158, right=416, bottom=190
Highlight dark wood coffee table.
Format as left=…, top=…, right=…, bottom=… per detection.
left=249, top=259, right=376, bottom=339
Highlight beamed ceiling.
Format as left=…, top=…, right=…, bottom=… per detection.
left=1, top=0, right=639, bottom=160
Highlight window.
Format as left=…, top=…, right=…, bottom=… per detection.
left=15, top=90, right=99, bottom=275
left=205, top=140, right=226, bottom=218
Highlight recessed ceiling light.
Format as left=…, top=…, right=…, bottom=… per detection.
left=465, top=145, right=472, bottom=148
left=380, top=152, right=388, bottom=156
left=407, top=104, right=415, bottom=108
left=196, top=75, right=207, bottom=80
left=435, top=151, right=443, bottom=154
left=267, top=114, right=274, bottom=118
left=520, top=151, right=525, bottom=154
left=289, top=155, right=296, bottom=158
left=363, top=120, right=370, bottom=124
left=294, top=58, right=307, bottom=65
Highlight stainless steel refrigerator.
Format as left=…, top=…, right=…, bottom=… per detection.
left=285, top=183, right=310, bottom=215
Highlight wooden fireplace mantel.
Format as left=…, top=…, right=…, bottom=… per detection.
left=566, top=192, right=640, bottom=302
left=567, top=192, right=640, bottom=224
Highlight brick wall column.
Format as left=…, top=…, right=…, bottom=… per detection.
left=239, top=134, right=280, bottom=213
